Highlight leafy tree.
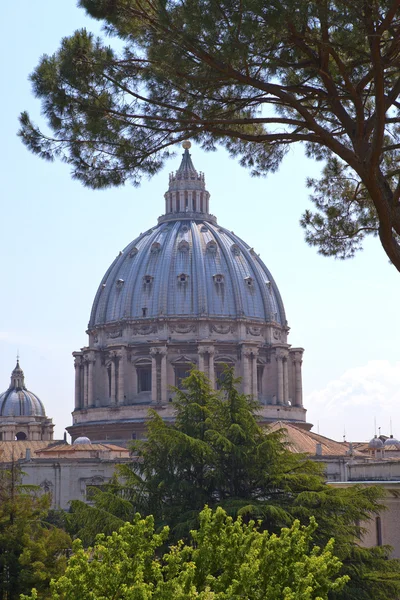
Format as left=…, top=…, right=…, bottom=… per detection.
left=0, top=463, right=71, bottom=599
left=19, top=0, right=400, bottom=270
left=22, top=506, right=349, bottom=600
left=68, top=369, right=400, bottom=599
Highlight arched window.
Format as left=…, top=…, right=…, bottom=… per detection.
left=16, top=432, right=27, bottom=441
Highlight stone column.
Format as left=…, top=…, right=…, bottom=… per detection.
left=150, top=348, right=158, bottom=403
left=283, top=354, right=289, bottom=405
left=293, top=352, right=303, bottom=407
left=208, top=347, right=215, bottom=389
left=160, top=347, right=168, bottom=404
left=117, top=347, right=126, bottom=405
left=276, top=350, right=284, bottom=405
left=198, top=346, right=206, bottom=373
left=242, top=348, right=251, bottom=395
left=252, top=349, right=259, bottom=398
left=88, top=354, right=95, bottom=407
left=74, top=357, right=81, bottom=410
left=83, top=361, right=88, bottom=408
left=110, top=358, right=116, bottom=405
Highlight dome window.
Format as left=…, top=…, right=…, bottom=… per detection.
left=181, top=225, right=189, bottom=233
left=178, top=240, right=190, bottom=253
left=143, top=275, right=154, bottom=285
left=244, top=276, right=254, bottom=287
left=101, top=283, right=107, bottom=289
left=201, top=225, right=208, bottom=232
left=231, top=244, right=241, bottom=256
left=177, top=273, right=189, bottom=283
left=213, top=273, right=224, bottom=284
left=116, top=278, right=125, bottom=288
left=206, top=240, right=217, bottom=254
left=129, top=247, right=138, bottom=258
left=151, top=242, right=161, bottom=254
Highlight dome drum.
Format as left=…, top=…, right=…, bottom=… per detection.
left=68, top=145, right=309, bottom=443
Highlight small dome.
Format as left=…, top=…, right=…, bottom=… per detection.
left=73, top=436, right=91, bottom=445
left=368, top=435, right=384, bottom=449
left=0, top=361, right=46, bottom=418
left=384, top=435, right=400, bottom=447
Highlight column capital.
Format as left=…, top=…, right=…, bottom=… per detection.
left=275, top=347, right=289, bottom=361
left=243, top=346, right=259, bottom=358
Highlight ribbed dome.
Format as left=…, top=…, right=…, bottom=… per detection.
left=89, top=145, right=286, bottom=329
left=368, top=436, right=384, bottom=449
left=0, top=361, right=46, bottom=418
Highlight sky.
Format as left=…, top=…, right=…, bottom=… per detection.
left=1, top=2, right=400, bottom=442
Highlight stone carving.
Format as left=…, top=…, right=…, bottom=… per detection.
left=40, top=479, right=53, bottom=493
left=170, top=323, right=196, bottom=333
left=106, top=329, right=122, bottom=339
left=275, top=348, right=288, bottom=361
left=210, top=323, right=233, bottom=334
left=273, top=329, right=282, bottom=340
left=93, top=335, right=99, bottom=343
left=132, top=324, right=157, bottom=335
left=243, top=347, right=259, bottom=358
left=246, top=325, right=262, bottom=336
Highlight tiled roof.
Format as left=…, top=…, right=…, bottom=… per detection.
left=267, top=422, right=354, bottom=457
left=0, top=441, right=52, bottom=462
left=35, top=443, right=130, bottom=455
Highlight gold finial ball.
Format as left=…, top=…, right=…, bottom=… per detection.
left=182, top=140, right=191, bottom=150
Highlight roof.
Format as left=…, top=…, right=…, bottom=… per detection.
left=35, top=442, right=130, bottom=455
left=0, top=441, right=52, bottom=462
left=268, top=422, right=355, bottom=457
left=89, top=149, right=286, bottom=328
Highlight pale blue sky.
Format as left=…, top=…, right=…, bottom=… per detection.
left=1, top=2, right=400, bottom=442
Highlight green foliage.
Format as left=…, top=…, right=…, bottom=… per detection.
left=67, top=369, right=400, bottom=598
left=22, top=506, right=349, bottom=600
left=0, top=464, right=71, bottom=599
left=18, top=0, right=400, bottom=269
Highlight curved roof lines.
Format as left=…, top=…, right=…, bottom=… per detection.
left=89, top=219, right=286, bottom=327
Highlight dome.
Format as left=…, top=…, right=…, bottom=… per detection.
left=384, top=435, right=400, bottom=448
left=368, top=435, right=384, bottom=449
left=69, top=144, right=308, bottom=444
left=0, top=360, right=46, bottom=418
left=89, top=145, right=286, bottom=329
left=73, top=436, right=91, bottom=445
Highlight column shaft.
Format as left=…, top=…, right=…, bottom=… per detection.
left=295, top=360, right=303, bottom=407
left=88, top=360, right=94, bottom=407
left=160, top=352, right=167, bottom=403
left=208, top=350, right=215, bottom=389
left=110, top=360, right=116, bottom=405
left=252, top=355, right=258, bottom=398
left=74, top=362, right=81, bottom=410
left=277, top=356, right=284, bottom=405
left=283, top=358, right=289, bottom=405
left=83, top=363, right=88, bottom=408
left=151, top=355, right=157, bottom=403
left=118, top=349, right=125, bottom=404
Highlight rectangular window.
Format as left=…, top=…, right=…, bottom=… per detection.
left=137, top=367, right=152, bottom=392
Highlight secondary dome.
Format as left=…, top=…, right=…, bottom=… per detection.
left=89, top=145, right=286, bottom=329
left=73, top=436, right=91, bottom=445
left=0, top=360, right=46, bottom=418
